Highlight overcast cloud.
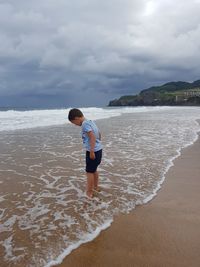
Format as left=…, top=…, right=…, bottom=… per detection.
left=0, top=0, right=200, bottom=107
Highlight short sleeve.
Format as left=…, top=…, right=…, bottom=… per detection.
left=82, top=121, right=92, bottom=133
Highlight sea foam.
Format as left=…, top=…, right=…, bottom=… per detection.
left=0, top=106, right=172, bottom=131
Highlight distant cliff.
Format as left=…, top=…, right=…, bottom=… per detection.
left=108, top=80, right=200, bottom=106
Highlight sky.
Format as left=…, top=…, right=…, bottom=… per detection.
left=0, top=0, right=200, bottom=108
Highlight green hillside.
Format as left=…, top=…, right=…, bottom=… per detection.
left=108, top=80, right=200, bottom=106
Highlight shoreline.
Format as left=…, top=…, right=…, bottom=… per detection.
left=55, top=134, right=200, bottom=267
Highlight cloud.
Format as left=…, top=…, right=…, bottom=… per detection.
left=0, top=0, right=200, bottom=107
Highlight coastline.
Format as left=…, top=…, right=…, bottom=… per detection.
left=55, top=134, right=200, bottom=267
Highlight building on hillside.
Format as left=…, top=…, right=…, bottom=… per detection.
left=175, top=88, right=200, bottom=102
left=183, top=89, right=200, bottom=97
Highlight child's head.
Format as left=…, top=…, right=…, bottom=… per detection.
left=68, top=108, right=84, bottom=126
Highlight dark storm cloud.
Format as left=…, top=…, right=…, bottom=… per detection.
left=0, top=0, right=200, bottom=107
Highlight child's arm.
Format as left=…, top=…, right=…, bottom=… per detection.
left=87, top=131, right=96, bottom=159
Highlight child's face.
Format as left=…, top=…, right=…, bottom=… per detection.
left=71, top=117, right=82, bottom=126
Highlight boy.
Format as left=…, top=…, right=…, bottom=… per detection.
left=68, top=108, right=102, bottom=198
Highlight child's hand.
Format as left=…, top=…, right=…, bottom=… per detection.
left=90, top=151, right=95, bottom=160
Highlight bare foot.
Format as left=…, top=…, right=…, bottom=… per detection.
left=94, top=187, right=101, bottom=192
left=86, top=192, right=94, bottom=198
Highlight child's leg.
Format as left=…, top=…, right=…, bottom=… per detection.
left=94, top=171, right=100, bottom=191
left=86, top=172, right=94, bottom=198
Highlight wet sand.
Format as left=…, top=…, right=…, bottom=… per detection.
left=56, top=135, right=200, bottom=267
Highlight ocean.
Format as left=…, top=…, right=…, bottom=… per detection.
left=0, top=106, right=200, bottom=267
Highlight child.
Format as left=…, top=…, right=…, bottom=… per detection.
left=68, top=108, right=103, bottom=198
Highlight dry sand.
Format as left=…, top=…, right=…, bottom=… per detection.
left=56, top=136, right=200, bottom=267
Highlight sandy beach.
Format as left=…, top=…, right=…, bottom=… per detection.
left=56, top=135, right=200, bottom=267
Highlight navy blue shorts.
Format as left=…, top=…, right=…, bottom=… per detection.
left=85, top=149, right=102, bottom=173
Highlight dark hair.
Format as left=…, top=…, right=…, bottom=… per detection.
left=68, top=108, right=83, bottom=121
